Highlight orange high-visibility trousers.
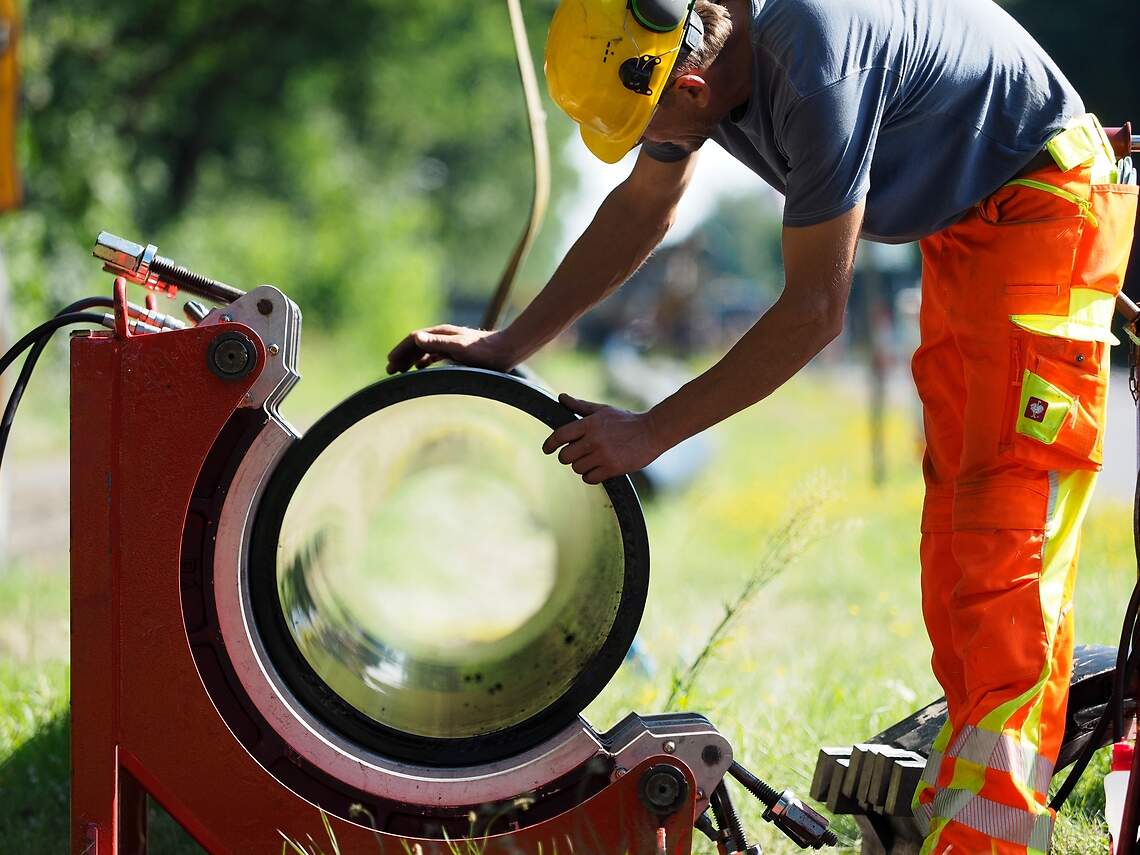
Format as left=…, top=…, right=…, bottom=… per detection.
left=910, top=139, right=1137, bottom=853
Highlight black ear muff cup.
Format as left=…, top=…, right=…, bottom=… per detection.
left=629, top=0, right=689, bottom=31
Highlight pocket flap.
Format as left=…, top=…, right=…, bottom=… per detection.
left=1010, top=288, right=1121, bottom=345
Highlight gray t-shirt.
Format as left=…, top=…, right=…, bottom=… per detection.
left=645, top=0, right=1083, bottom=243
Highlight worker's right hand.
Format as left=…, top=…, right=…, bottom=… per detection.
left=386, top=325, right=517, bottom=374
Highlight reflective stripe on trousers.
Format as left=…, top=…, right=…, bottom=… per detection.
left=915, top=792, right=1053, bottom=851
left=921, top=724, right=1055, bottom=796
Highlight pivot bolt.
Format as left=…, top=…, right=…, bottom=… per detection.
left=208, top=331, right=257, bottom=380
left=638, top=764, right=689, bottom=817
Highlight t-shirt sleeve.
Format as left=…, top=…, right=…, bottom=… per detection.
left=780, top=67, right=895, bottom=227
left=641, top=141, right=694, bottom=163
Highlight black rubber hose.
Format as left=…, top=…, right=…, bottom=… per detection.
left=50, top=296, right=115, bottom=315
left=694, top=811, right=719, bottom=842
left=0, top=300, right=112, bottom=444
left=1114, top=583, right=1140, bottom=742
left=1051, top=578, right=1140, bottom=809
left=0, top=309, right=108, bottom=477
left=0, top=312, right=107, bottom=377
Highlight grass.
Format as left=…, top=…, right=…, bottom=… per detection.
left=0, top=344, right=1133, bottom=853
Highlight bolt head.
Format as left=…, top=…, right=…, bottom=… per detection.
left=638, top=764, right=689, bottom=816
left=214, top=340, right=249, bottom=374
left=268, top=343, right=280, bottom=356
left=257, top=298, right=274, bottom=315
left=220, top=314, right=232, bottom=323
left=92, top=232, right=144, bottom=271
left=208, top=331, right=257, bottom=380
left=663, top=740, right=676, bottom=754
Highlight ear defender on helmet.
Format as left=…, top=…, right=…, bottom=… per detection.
left=629, top=0, right=689, bottom=30
left=620, top=1, right=705, bottom=96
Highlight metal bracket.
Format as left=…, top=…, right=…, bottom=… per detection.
left=199, top=285, right=301, bottom=419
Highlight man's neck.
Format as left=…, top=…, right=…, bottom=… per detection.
left=707, top=0, right=755, bottom=122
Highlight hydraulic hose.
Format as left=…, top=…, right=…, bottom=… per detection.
left=0, top=299, right=113, bottom=466
left=480, top=0, right=550, bottom=330
left=0, top=311, right=107, bottom=376
left=0, top=308, right=108, bottom=477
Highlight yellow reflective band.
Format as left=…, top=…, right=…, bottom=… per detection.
left=1045, top=113, right=1117, bottom=180
left=1011, top=288, right=1121, bottom=345
left=1003, top=177, right=1098, bottom=227
left=1015, top=370, right=1072, bottom=445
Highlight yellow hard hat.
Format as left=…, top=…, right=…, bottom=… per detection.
left=545, top=0, right=702, bottom=164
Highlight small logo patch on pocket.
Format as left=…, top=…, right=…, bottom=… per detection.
left=1024, top=397, right=1048, bottom=422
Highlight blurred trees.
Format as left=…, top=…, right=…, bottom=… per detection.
left=1005, top=0, right=1138, bottom=127
left=2, top=0, right=571, bottom=348
left=1005, top=0, right=1140, bottom=301
left=700, top=193, right=784, bottom=299
left=4, top=0, right=1134, bottom=346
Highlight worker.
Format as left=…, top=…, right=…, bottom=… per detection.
left=386, top=0, right=1138, bottom=851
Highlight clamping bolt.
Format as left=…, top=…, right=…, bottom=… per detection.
left=728, top=761, right=838, bottom=849
left=93, top=231, right=245, bottom=304
left=763, top=791, right=837, bottom=850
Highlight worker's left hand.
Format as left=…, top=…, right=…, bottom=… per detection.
left=543, top=394, right=665, bottom=484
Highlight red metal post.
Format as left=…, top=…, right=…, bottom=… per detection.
left=70, top=330, right=121, bottom=854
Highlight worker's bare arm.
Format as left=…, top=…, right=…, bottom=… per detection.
left=544, top=200, right=864, bottom=482
left=386, top=149, right=698, bottom=374
left=649, top=201, right=863, bottom=446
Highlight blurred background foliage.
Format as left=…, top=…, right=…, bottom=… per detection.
left=1, top=0, right=1136, bottom=349
left=1006, top=0, right=1139, bottom=126
left=2, top=0, right=570, bottom=351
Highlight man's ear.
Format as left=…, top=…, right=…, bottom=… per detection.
left=673, top=73, right=711, bottom=107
